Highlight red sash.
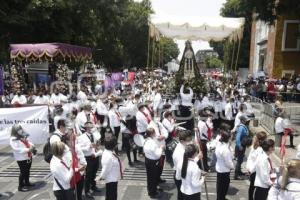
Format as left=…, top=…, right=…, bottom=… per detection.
left=142, top=111, right=151, bottom=124
left=20, top=139, right=32, bottom=158
left=70, top=151, right=81, bottom=188
left=205, top=123, right=212, bottom=141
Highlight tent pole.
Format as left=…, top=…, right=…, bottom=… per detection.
left=230, top=41, right=236, bottom=73
left=146, top=24, right=151, bottom=72
left=151, top=38, right=155, bottom=71
left=234, top=37, right=242, bottom=72
left=158, top=40, right=161, bottom=68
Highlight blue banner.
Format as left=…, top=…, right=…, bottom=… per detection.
left=0, top=66, right=4, bottom=95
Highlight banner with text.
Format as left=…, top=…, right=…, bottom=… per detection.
left=0, top=106, right=49, bottom=144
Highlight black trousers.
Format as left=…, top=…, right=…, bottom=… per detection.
left=106, top=182, right=118, bottom=200
left=76, top=175, right=85, bottom=200
left=199, top=140, right=209, bottom=171
left=138, top=132, right=145, bottom=155
left=158, top=155, right=165, bottom=181
left=113, top=126, right=120, bottom=141
left=182, top=192, right=201, bottom=200
left=123, top=133, right=137, bottom=163
left=234, top=146, right=245, bottom=177
left=248, top=173, right=256, bottom=200
left=17, top=159, right=32, bottom=187
left=85, top=156, right=99, bottom=193
left=174, top=171, right=183, bottom=200
left=254, top=187, right=269, bottom=200
left=216, top=172, right=230, bottom=200
left=145, top=157, right=160, bottom=196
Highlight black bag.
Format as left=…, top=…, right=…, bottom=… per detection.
left=241, top=136, right=252, bottom=147
left=43, top=133, right=63, bottom=163
left=54, top=177, right=75, bottom=200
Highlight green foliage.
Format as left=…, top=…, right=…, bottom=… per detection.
left=205, top=55, right=223, bottom=69
left=0, top=0, right=155, bottom=70
left=158, top=37, right=180, bottom=64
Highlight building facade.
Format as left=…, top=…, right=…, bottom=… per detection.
left=249, top=14, right=300, bottom=78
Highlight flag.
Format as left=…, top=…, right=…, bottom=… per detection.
left=70, top=131, right=81, bottom=188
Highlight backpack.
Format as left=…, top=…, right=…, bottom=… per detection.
left=43, top=133, right=62, bottom=163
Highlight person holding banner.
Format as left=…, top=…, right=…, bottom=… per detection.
left=10, top=124, right=36, bottom=192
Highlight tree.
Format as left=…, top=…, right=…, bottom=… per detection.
left=0, top=0, right=154, bottom=70
left=205, top=55, right=223, bottom=69
left=210, top=0, right=253, bottom=71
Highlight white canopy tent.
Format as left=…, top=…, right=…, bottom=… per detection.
left=150, top=14, right=245, bottom=42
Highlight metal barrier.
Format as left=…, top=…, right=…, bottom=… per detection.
left=250, top=96, right=300, bottom=134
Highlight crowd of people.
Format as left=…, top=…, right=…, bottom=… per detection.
left=4, top=72, right=300, bottom=200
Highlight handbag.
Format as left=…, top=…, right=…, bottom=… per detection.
left=54, top=177, right=75, bottom=200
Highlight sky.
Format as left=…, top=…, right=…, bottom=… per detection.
left=136, top=0, right=227, bottom=59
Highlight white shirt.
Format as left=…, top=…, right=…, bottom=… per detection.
left=254, top=151, right=273, bottom=188
left=33, top=95, right=49, bottom=104
left=180, top=85, right=193, bottom=107
left=153, top=92, right=163, bottom=111
left=108, top=109, right=121, bottom=129
left=96, top=99, right=108, bottom=116
left=76, top=132, right=102, bottom=157
left=50, top=93, right=63, bottom=105
left=136, top=110, right=149, bottom=133
left=275, top=117, right=285, bottom=134
left=246, top=146, right=263, bottom=174
left=50, top=130, right=64, bottom=145
left=215, top=142, right=234, bottom=173
left=143, top=137, right=163, bottom=160
left=177, top=160, right=203, bottom=195
left=232, top=112, right=245, bottom=132
left=77, top=91, right=88, bottom=103
left=196, top=120, right=208, bottom=141
left=148, top=120, right=168, bottom=147
left=11, top=95, right=27, bottom=104
left=10, top=137, right=33, bottom=161
left=50, top=156, right=74, bottom=191
left=75, top=111, right=95, bottom=135
left=100, top=149, right=123, bottom=183
left=172, top=143, right=185, bottom=172
left=225, top=102, right=234, bottom=120
left=162, top=118, right=175, bottom=133
left=268, top=178, right=300, bottom=200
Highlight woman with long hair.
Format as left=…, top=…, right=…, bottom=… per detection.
left=246, top=131, right=267, bottom=200
left=215, top=129, right=234, bottom=200
left=268, top=159, right=300, bottom=200
left=254, top=139, right=275, bottom=200
left=176, top=143, right=204, bottom=200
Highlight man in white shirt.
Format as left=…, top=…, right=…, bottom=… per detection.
left=224, top=98, right=235, bottom=129
left=11, top=91, right=27, bottom=105
left=180, top=85, right=193, bottom=107
left=95, top=97, right=108, bottom=144
left=33, top=92, right=49, bottom=104
left=195, top=111, right=210, bottom=171
left=50, top=119, right=67, bottom=145
left=77, top=87, right=88, bottom=104
left=49, top=90, right=63, bottom=106
left=153, top=89, right=163, bottom=117
left=231, top=103, right=247, bottom=133
left=75, top=104, right=95, bottom=135
left=77, top=122, right=102, bottom=198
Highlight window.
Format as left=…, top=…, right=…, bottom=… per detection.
left=282, top=20, right=300, bottom=51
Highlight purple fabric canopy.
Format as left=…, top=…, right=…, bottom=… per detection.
left=10, top=43, right=92, bottom=60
